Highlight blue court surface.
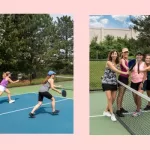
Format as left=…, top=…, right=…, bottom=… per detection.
left=0, top=93, right=73, bottom=134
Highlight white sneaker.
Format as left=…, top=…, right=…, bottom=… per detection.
left=132, top=111, right=141, bottom=117
left=111, top=114, right=117, bottom=121
left=9, top=100, right=15, bottom=104
left=103, top=111, right=111, bottom=117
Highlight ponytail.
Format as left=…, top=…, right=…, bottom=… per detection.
left=2, top=72, right=6, bottom=78
left=42, top=76, right=51, bottom=84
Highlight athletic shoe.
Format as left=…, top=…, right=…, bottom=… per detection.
left=144, top=105, right=150, bottom=111
left=111, top=114, right=117, bottom=121
left=29, top=112, right=35, bottom=118
left=103, top=111, right=111, bottom=117
left=9, top=100, right=15, bottom=104
left=120, top=107, right=128, bottom=113
left=51, top=110, right=60, bottom=115
left=116, top=110, right=124, bottom=117
left=132, top=111, right=141, bottom=117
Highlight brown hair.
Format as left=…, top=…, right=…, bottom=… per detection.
left=107, top=50, right=120, bottom=64
left=42, top=76, right=51, bottom=84
left=145, top=54, right=150, bottom=66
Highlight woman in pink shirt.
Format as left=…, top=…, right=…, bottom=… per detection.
left=131, top=51, right=146, bottom=117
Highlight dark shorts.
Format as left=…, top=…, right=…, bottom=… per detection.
left=38, top=92, right=53, bottom=101
left=146, top=80, right=150, bottom=91
left=102, top=84, right=117, bottom=91
left=131, top=82, right=142, bottom=91
left=118, top=75, right=129, bottom=86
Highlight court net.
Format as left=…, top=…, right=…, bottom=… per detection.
left=113, top=80, right=150, bottom=135
left=55, top=76, right=73, bottom=90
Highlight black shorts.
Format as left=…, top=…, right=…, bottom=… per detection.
left=146, top=80, right=150, bottom=91
left=118, top=75, right=129, bottom=86
left=38, top=92, right=53, bottom=101
left=102, top=84, right=117, bottom=91
left=131, top=82, right=142, bottom=91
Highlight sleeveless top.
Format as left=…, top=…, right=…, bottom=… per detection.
left=131, top=62, right=145, bottom=83
left=102, top=67, right=117, bottom=85
left=120, top=59, right=129, bottom=78
left=39, top=81, right=51, bottom=92
left=0, top=78, right=8, bottom=87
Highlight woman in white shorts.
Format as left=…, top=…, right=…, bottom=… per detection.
left=0, top=72, right=19, bottom=103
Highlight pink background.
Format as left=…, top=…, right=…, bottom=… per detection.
left=0, top=0, right=150, bottom=149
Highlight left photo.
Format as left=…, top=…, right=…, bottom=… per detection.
left=0, top=14, right=73, bottom=134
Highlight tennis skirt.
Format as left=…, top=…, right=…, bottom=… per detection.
left=102, top=84, right=117, bottom=91
left=0, top=85, right=6, bottom=92
left=118, top=75, right=129, bottom=86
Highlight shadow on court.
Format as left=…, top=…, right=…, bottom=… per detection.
left=35, top=107, right=59, bottom=116
left=90, top=91, right=130, bottom=135
left=0, top=98, right=19, bottom=104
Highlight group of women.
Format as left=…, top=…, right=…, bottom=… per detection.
left=102, top=48, right=150, bottom=121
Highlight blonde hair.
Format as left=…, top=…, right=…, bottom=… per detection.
left=2, top=72, right=6, bottom=78
left=121, top=48, right=129, bottom=59
left=2, top=72, right=11, bottom=79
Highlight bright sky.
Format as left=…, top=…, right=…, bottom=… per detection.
left=89, top=15, right=143, bottom=28
left=50, top=14, right=73, bottom=21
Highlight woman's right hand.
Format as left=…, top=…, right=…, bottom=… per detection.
left=58, top=90, right=62, bottom=94
left=123, top=71, right=129, bottom=75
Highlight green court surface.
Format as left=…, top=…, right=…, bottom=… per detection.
left=90, top=91, right=130, bottom=135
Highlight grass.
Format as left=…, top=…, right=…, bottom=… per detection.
left=90, top=60, right=106, bottom=90
left=7, top=75, right=73, bottom=88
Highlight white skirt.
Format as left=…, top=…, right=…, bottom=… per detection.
left=0, top=85, right=6, bottom=92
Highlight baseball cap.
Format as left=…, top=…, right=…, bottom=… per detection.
left=122, top=48, right=129, bottom=53
left=136, top=51, right=143, bottom=56
left=47, top=71, right=56, bottom=76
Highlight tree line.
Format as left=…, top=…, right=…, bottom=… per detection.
left=0, top=14, right=73, bottom=78
left=90, top=15, right=150, bottom=59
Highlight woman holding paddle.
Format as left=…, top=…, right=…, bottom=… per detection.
left=29, top=71, right=62, bottom=118
left=0, top=72, right=19, bottom=104
left=102, top=50, right=129, bottom=122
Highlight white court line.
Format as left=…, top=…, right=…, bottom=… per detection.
left=0, top=92, right=73, bottom=100
left=0, top=98, right=71, bottom=116
left=0, top=92, right=37, bottom=98
left=90, top=114, right=104, bottom=118
left=90, top=110, right=150, bottom=118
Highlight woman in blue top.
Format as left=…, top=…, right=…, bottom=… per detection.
left=29, top=71, right=62, bottom=118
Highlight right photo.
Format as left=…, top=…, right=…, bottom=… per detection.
left=89, top=15, right=150, bottom=135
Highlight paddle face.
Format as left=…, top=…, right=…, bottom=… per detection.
left=128, top=59, right=136, bottom=71
left=62, top=89, right=67, bottom=97
left=18, top=73, right=23, bottom=80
